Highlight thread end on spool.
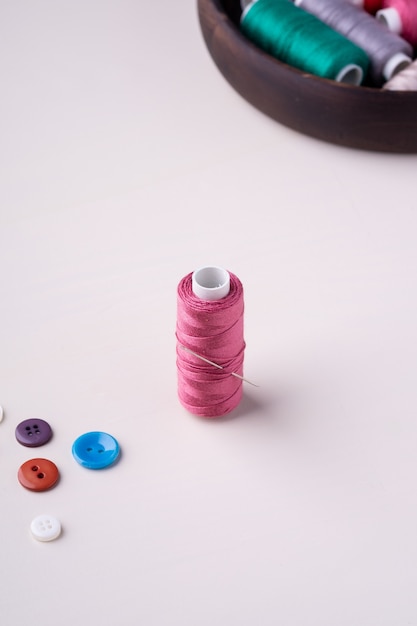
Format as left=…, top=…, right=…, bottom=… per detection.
left=192, top=266, right=230, bottom=301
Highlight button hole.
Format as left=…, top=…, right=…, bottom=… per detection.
left=86, top=447, right=93, bottom=452
left=31, top=466, right=39, bottom=471
left=37, top=473, right=45, bottom=479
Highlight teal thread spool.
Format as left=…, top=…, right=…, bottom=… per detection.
left=241, top=0, right=369, bottom=84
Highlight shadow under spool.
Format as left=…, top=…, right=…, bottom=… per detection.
left=198, top=0, right=417, bottom=152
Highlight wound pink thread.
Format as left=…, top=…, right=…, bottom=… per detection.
left=176, top=271, right=245, bottom=418
left=380, top=0, right=417, bottom=45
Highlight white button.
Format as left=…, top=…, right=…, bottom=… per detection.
left=0, top=405, right=4, bottom=423
left=30, top=515, right=61, bottom=542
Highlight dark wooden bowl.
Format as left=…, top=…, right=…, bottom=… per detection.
left=198, top=0, right=417, bottom=152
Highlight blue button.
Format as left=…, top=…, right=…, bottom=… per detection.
left=72, top=431, right=120, bottom=469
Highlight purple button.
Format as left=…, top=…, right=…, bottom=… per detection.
left=15, top=418, right=53, bottom=447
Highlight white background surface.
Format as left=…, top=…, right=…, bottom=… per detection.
left=1, top=2, right=417, bottom=625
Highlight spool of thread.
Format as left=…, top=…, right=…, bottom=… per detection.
left=383, top=58, right=417, bottom=89
left=241, top=0, right=369, bottom=85
left=176, top=267, right=246, bottom=418
left=376, top=0, right=417, bottom=46
left=351, top=0, right=383, bottom=14
left=295, top=0, right=413, bottom=85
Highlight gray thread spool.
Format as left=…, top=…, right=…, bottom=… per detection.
left=294, top=0, right=412, bottom=85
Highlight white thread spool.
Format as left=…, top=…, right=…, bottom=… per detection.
left=192, top=266, right=230, bottom=301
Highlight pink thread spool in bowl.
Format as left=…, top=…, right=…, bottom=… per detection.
left=198, top=0, right=417, bottom=152
left=376, top=0, right=417, bottom=46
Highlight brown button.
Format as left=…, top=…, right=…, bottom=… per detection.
left=18, top=458, right=60, bottom=491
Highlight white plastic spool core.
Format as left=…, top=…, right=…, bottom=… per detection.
left=336, top=63, right=363, bottom=85
left=376, top=7, right=403, bottom=35
left=383, top=52, right=411, bottom=81
left=192, top=266, right=230, bottom=301
left=241, top=0, right=258, bottom=19
left=241, top=0, right=257, bottom=11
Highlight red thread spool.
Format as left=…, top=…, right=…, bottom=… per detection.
left=363, top=0, right=383, bottom=13
left=176, top=267, right=245, bottom=418
left=349, top=0, right=383, bottom=13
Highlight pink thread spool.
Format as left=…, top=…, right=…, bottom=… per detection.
left=377, top=0, right=417, bottom=46
left=176, top=267, right=245, bottom=418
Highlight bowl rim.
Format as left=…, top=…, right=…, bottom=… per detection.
left=198, top=0, right=417, bottom=152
